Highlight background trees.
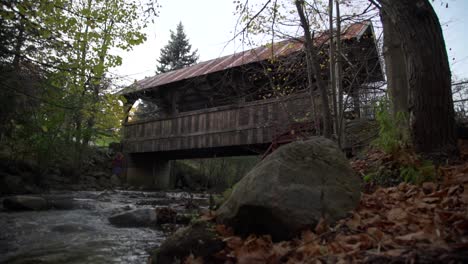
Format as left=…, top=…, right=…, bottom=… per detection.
left=156, top=22, right=199, bottom=74
left=0, top=0, right=156, bottom=175
left=232, top=0, right=458, bottom=159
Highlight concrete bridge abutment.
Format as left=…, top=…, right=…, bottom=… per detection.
left=124, top=153, right=175, bottom=189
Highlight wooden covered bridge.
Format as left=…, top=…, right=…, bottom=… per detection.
left=120, top=21, right=383, bottom=188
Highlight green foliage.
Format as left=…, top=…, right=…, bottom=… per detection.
left=372, top=98, right=408, bottom=153
left=0, top=0, right=156, bottom=175
left=399, top=161, right=436, bottom=185
left=156, top=22, right=199, bottom=74
left=174, top=156, right=258, bottom=191
left=212, top=186, right=235, bottom=209
left=363, top=173, right=374, bottom=183
left=222, top=187, right=234, bottom=201
left=362, top=157, right=436, bottom=186
left=372, top=99, right=399, bottom=153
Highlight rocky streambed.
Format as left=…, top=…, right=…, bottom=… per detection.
left=0, top=190, right=208, bottom=263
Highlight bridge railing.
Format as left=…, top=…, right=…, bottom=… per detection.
left=123, top=92, right=317, bottom=153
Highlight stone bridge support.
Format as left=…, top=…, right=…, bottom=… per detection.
left=124, top=153, right=175, bottom=189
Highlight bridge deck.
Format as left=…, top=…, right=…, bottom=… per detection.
left=123, top=93, right=316, bottom=157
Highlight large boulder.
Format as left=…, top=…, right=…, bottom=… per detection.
left=149, top=221, right=225, bottom=264
left=108, top=208, right=157, bottom=227
left=217, top=137, right=361, bottom=241
left=3, top=195, right=48, bottom=211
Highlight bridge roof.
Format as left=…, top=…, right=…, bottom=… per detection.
left=121, top=21, right=371, bottom=95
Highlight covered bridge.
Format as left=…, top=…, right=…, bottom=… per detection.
left=119, top=21, right=383, bottom=188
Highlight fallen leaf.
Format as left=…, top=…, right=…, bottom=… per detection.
left=184, top=254, right=204, bottom=264
left=345, top=213, right=361, bottom=230
left=386, top=208, right=408, bottom=222
left=366, top=227, right=384, bottom=241
left=216, top=224, right=234, bottom=237
left=314, top=217, right=329, bottom=235
left=300, top=230, right=317, bottom=243
left=223, top=236, right=243, bottom=250
left=395, top=231, right=432, bottom=243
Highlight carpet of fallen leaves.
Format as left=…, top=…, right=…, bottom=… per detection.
left=184, top=145, right=468, bottom=264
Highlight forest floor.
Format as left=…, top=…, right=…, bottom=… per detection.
left=187, top=142, right=468, bottom=263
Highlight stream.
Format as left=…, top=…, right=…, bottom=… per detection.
left=0, top=190, right=207, bottom=263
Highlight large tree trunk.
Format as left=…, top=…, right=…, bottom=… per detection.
left=377, top=0, right=457, bottom=158
left=381, top=9, right=409, bottom=141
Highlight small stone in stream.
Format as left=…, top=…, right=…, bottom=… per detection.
left=137, top=199, right=173, bottom=206
left=48, top=199, right=77, bottom=210
left=108, top=208, right=157, bottom=227
left=3, top=195, right=48, bottom=211
left=149, top=221, right=225, bottom=264
left=144, top=192, right=167, bottom=198
left=110, top=174, right=121, bottom=186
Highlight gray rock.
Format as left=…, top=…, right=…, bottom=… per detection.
left=45, top=173, right=67, bottom=183
left=3, top=195, right=48, bottom=211
left=98, top=177, right=110, bottom=188
left=83, top=175, right=98, bottom=184
left=149, top=221, right=224, bottom=264
left=0, top=174, right=25, bottom=194
left=48, top=199, right=77, bottom=210
left=90, top=171, right=108, bottom=178
left=217, top=137, right=361, bottom=241
left=110, top=174, right=121, bottom=186
left=108, top=208, right=157, bottom=227
left=24, top=184, right=42, bottom=194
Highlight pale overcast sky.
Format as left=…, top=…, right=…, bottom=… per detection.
left=111, top=0, right=468, bottom=86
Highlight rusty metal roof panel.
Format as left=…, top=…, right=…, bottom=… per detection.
left=188, top=59, right=218, bottom=78
left=121, top=22, right=370, bottom=95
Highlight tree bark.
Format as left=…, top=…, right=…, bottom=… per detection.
left=381, top=9, right=409, bottom=141
left=335, top=0, right=345, bottom=147
left=12, top=20, right=25, bottom=70
left=377, top=0, right=457, bottom=158
left=328, top=0, right=338, bottom=137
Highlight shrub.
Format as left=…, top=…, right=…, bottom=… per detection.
left=372, top=99, right=408, bottom=154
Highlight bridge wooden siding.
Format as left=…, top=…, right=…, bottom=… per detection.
left=123, top=93, right=316, bottom=154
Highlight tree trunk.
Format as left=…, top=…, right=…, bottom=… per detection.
left=295, top=0, right=333, bottom=139
left=328, top=0, right=338, bottom=137
left=377, top=0, right=457, bottom=158
left=12, top=21, right=25, bottom=70
left=381, top=9, right=409, bottom=141
left=335, top=0, right=345, bottom=147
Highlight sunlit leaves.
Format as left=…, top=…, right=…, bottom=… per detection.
left=1, top=0, right=156, bottom=164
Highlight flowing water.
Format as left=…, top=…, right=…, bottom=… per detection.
left=0, top=190, right=206, bottom=263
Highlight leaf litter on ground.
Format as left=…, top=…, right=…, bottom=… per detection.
left=184, top=144, right=468, bottom=264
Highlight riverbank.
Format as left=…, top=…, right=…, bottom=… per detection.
left=0, top=190, right=209, bottom=263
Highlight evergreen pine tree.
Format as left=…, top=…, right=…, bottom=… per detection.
left=156, top=22, right=199, bottom=74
